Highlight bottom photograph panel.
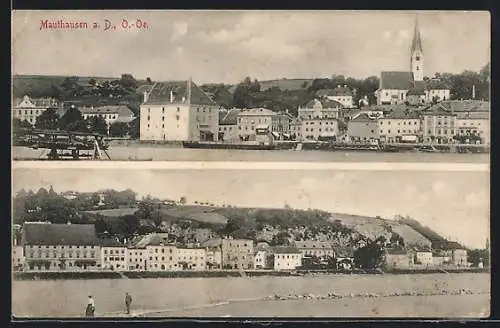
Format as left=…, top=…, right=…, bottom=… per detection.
left=11, top=168, right=490, bottom=319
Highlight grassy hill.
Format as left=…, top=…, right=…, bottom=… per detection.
left=84, top=204, right=451, bottom=248
left=228, top=78, right=313, bottom=94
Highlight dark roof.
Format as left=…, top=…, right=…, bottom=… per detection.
left=407, top=81, right=426, bottom=95
left=219, top=109, right=241, bottom=125
left=423, top=105, right=458, bottom=117
left=135, top=84, right=154, bottom=94
left=436, top=100, right=490, bottom=113
left=22, top=223, right=98, bottom=246
left=380, top=71, right=415, bottom=90
left=383, top=109, right=421, bottom=119
left=79, top=105, right=134, bottom=117
left=271, top=246, right=301, bottom=254
left=294, top=241, right=334, bottom=249
left=143, top=81, right=216, bottom=106
left=99, top=238, right=126, bottom=247
left=411, top=17, right=423, bottom=53
left=386, top=249, right=408, bottom=255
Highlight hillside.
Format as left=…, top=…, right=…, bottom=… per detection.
left=228, top=78, right=313, bottom=94
left=84, top=204, right=448, bottom=249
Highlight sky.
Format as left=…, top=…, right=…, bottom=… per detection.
left=12, top=168, right=489, bottom=249
left=12, top=10, right=490, bottom=84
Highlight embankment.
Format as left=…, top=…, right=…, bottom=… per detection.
left=13, top=267, right=488, bottom=281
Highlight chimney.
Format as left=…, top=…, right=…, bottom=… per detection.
left=170, top=90, right=174, bottom=103
left=187, top=77, right=192, bottom=106
left=143, top=91, right=149, bottom=103
left=472, top=85, right=476, bottom=99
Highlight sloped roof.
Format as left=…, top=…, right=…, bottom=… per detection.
left=220, top=109, right=242, bottom=125
left=271, top=246, right=301, bottom=254
left=437, top=100, right=490, bottom=113
left=143, top=81, right=216, bottom=106
left=136, top=84, right=154, bottom=94
left=316, top=87, right=353, bottom=97
left=350, top=113, right=377, bottom=123
left=130, top=233, right=174, bottom=248
left=380, top=71, right=415, bottom=90
left=411, top=17, right=423, bottom=53
left=407, top=81, right=426, bottom=95
left=80, top=105, right=134, bottom=117
left=294, top=241, right=335, bottom=249
left=22, top=223, right=98, bottom=246
left=301, top=98, right=343, bottom=109
left=383, top=109, right=421, bottom=119
left=99, top=238, right=126, bottom=247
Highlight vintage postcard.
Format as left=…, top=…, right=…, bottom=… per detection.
left=11, top=10, right=490, bottom=162
left=11, top=166, right=489, bottom=318
left=10, top=9, right=491, bottom=321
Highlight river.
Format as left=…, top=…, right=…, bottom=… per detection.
left=12, top=273, right=489, bottom=318
left=12, top=146, right=490, bottom=163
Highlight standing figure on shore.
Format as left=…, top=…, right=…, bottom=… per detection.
left=125, top=292, right=132, bottom=314
left=85, top=295, right=95, bottom=317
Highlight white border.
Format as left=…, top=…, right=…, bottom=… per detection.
left=12, top=161, right=489, bottom=172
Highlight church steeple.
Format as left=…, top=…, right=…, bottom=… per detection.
left=410, top=15, right=424, bottom=81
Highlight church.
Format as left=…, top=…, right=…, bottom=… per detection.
left=375, top=17, right=451, bottom=105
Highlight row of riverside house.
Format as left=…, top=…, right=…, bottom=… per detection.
left=13, top=222, right=474, bottom=273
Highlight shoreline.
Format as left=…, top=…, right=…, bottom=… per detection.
left=13, top=267, right=488, bottom=281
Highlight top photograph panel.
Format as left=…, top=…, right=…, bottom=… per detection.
left=11, top=10, right=490, bottom=163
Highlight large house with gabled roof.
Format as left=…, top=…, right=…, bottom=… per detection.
left=140, top=79, right=219, bottom=142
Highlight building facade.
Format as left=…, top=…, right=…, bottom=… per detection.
left=140, top=80, right=219, bottom=142
left=385, top=249, right=414, bottom=269
left=12, top=95, right=60, bottom=126
left=421, top=108, right=457, bottom=144
left=294, top=241, right=336, bottom=258
left=378, top=110, right=421, bottom=143
left=415, top=251, right=433, bottom=265
left=101, top=244, right=128, bottom=271
left=177, top=248, right=207, bottom=271
left=205, top=247, right=222, bottom=269
left=236, top=108, right=276, bottom=142
left=79, top=105, right=135, bottom=127
left=347, top=113, right=379, bottom=142
left=316, top=86, right=354, bottom=109
left=272, top=247, right=302, bottom=271
left=218, top=109, right=241, bottom=142
left=22, top=223, right=100, bottom=272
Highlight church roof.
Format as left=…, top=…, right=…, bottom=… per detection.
left=379, top=71, right=415, bottom=90
left=411, top=16, right=423, bottom=53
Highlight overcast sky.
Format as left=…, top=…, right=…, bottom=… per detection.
left=12, top=10, right=490, bottom=84
left=12, top=168, right=489, bottom=249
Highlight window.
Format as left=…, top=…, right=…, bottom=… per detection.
left=162, top=107, right=165, bottom=113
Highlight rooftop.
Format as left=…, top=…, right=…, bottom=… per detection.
left=294, top=241, right=335, bottom=249
left=143, top=80, right=216, bottom=106
left=316, top=87, right=353, bottom=97
left=379, top=71, right=415, bottom=90
left=271, top=246, right=301, bottom=254
left=300, top=98, right=343, bottom=109
left=22, top=223, right=99, bottom=246
left=219, top=109, right=242, bottom=125
left=238, top=108, right=276, bottom=116
left=79, top=105, right=134, bottom=117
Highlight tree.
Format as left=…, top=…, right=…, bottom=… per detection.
left=89, top=78, right=97, bottom=87
left=109, top=122, right=129, bottom=137
left=87, top=116, right=108, bottom=135
left=35, top=108, right=59, bottom=130
left=128, top=118, right=140, bottom=139
left=58, top=107, right=84, bottom=130
left=179, top=196, right=187, bottom=205
left=353, top=242, right=385, bottom=269
left=13, top=118, right=33, bottom=131
left=120, top=74, right=138, bottom=89
left=122, top=215, right=140, bottom=236
left=146, top=77, right=153, bottom=84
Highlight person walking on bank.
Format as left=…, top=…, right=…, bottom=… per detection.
left=85, top=295, right=95, bottom=317
left=125, top=292, right=132, bottom=314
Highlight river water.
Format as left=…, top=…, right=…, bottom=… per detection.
left=12, top=146, right=490, bottom=163
left=12, top=273, right=489, bottom=318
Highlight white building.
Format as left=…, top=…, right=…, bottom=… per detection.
left=415, top=251, right=433, bottom=265
left=79, top=105, right=135, bottom=126
left=206, top=247, right=222, bottom=270
left=140, top=80, right=219, bottom=142
left=294, top=241, right=336, bottom=258
left=100, top=240, right=128, bottom=271
left=316, top=86, right=354, bottom=108
left=12, top=95, right=59, bottom=125
left=298, top=98, right=341, bottom=120
left=177, top=248, right=206, bottom=271
left=272, top=246, right=302, bottom=271
left=22, top=223, right=100, bottom=272
left=218, top=109, right=241, bottom=142
left=378, top=110, right=422, bottom=143
left=236, top=108, right=276, bottom=142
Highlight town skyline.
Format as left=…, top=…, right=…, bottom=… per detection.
left=13, top=168, right=489, bottom=249
left=12, top=11, right=490, bottom=84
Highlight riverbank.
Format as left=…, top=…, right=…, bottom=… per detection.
left=12, top=267, right=489, bottom=281
left=12, top=273, right=489, bottom=317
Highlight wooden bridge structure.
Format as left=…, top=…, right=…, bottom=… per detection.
left=13, top=128, right=112, bottom=160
